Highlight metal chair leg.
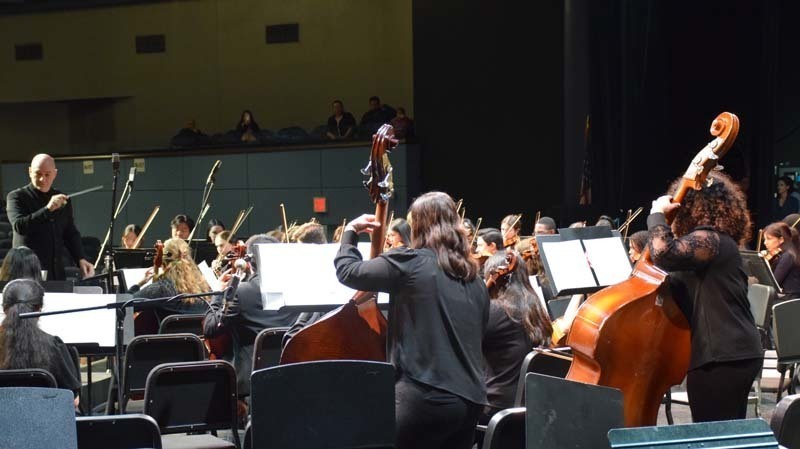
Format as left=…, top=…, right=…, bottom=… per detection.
left=664, top=389, right=674, bottom=425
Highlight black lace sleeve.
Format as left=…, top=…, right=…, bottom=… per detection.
left=647, top=213, right=720, bottom=271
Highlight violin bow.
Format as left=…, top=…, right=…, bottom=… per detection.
left=471, top=217, right=483, bottom=247
left=756, top=229, right=764, bottom=253
left=132, top=205, right=160, bottom=249
left=280, top=203, right=290, bottom=243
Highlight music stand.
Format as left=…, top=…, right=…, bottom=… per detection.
left=537, top=226, right=633, bottom=297
left=192, top=241, right=218, bottom=266
left=740, top=250, right=782, bottom=294
left=114, top=248, right=156, bottom=269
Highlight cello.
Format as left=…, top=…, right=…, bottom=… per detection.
left=280, top=124, right=398, bottom=364
left=565, top=112, right=740, bottom=427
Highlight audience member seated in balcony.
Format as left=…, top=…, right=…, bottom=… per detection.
left=390, top=107, right=415, bottom=140
left=236, top=110, right=261, bottom=143
left=0, top=279, right=81, bottom=407
left=128, top=238, right=212, bottom=323
left=207, top=218, right=225, bottom=243
left=326, top=100, right=357, bottom=141
left=360, top=96, right=396, bottom=130
left=170, top=119, right=210, bottom=147
left=120, top=224, right=141, bottom=249
left=0, top=246, right=43, bottom=282
left=170, top=214, right=194, bottom=241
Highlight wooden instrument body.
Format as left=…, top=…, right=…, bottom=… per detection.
left=566, top=260, right=690, bottom=426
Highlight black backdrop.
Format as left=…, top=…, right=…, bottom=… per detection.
left=413, top=0, right=789, bottom=236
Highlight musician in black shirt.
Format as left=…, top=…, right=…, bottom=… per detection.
left=763, top=221, right=800, bottom=300
left=648, top=172, right=762, bottom=422
left=335, top=191, right=489, bottom=449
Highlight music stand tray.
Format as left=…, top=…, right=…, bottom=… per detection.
left=740, top=250, right=782, bottom=294
left=114, top=248, right=156, bottom=269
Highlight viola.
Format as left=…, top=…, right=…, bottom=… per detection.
left=760, top=247, right=783, bottom=263
left=565, top=112, right=740, bottom=427
left=485, top=249, right=518, bottom=293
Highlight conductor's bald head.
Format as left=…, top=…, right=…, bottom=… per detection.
left=29, top=153, right=57, bottom=192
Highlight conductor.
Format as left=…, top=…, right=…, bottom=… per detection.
left=6, top=154, right=95, bottom=281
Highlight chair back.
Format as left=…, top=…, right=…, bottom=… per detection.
left=0, top=368, right=57, bottom=388
left=143, top=360, right=239, bottom=447
left=771, top=393, right=800, bottom=449
left=609, top=418, right=777, bottom=448
left=158, top=314, right=205, bottom=336
left=482, top=407, right=525, bottom=449
left=773, top=298, right=800, bottom=363
left=76, top=414, right=162, bottom=449
left=250, top=360, right=395, bottom=449
left=748, top=283, right=775, bottom=328
left=514, top=347, right=572, bottom=406
left=252, top=327, right=289, bottom=371
left=122, top=333, right=205, bottom=405
left=0, top=387, right=77, bottom=449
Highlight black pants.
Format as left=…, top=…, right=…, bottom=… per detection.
left=686, top=357, right=763, bottom=422
left=395, top=377, right=482, bottom=449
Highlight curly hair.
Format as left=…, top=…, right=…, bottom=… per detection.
left=667, top=171, right=752, bottom=246
left=156, top=238, right=211, bottom=302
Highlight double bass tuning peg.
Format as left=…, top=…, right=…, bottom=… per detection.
left=360, top=161, right=372, bottom=176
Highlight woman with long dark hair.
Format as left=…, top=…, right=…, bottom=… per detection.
left=386, top=218, right=411, bottom=249
left=0, top=246, right=43, bottom=282
left=0, top=279, right=81, bottom=406
left=482, top=251, right=552, bottom=421
left=648, top=172, right=762, bottom=422
left=335, top=191, right=489, bottom=449
left=762, top=221, right=800, bottom=300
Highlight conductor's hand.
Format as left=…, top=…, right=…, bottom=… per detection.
left=650, top=195, right=681, bottom=216
left=79, top=259, right=95, bottom=279
left=46, top=194, right=68, bottom=212
left=345, top=214, right=381, bottom=234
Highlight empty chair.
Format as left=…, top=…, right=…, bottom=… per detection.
left=121, top=333, right=206, bottom=413
left=514, top=347, right=572, bottom=406
left=0, top=387, right=78, bottom=449
left=0, top=368, right=57, bottom=388
left=144, top=360, right=240, bottom=449
left=252, top=327, right=289, bottom=371
left=481, top=407, right=525, bottom=449
left=771, top=393, right=800, bottom=448
left=76, top=414, right=162, bottom=449
left=749, top=283, right=777, bottom=348
left=250, top=360, right=395, bottom=449
left=158, top=314, right=205, bottom=336
left=773, top=298, right=800, bottom=400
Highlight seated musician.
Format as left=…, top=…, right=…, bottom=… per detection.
left=648, top=172, right=762, bottom=422
left=294, top=221, right=327, bottom=244
left=762, top=221, right=800, bottom=300
left=0, top=246, right=44, bottom=282
left=386, top=218, right=411, bottom=249
left=476, top=228, right=503, bottom=257
left=0, top=279, right=81, bottom=408
left=627, top=230, right=650, bottom=263
left=203, top=234, right=299, bottom=397
left=129, top=238, right=211, bottom=323
left=206, top=218, right=225, bottom=243
left=212, top=230, right=234, bottom=275
left=331, top=224, right=345, bottom=243
left=120, top=224, right=141, bottom=249
left=170, top=214, right=194, bottom=240
left=534, top=216, right=557, bottom=235
left=336, top=192, right=489, bottom=449
left=500, top=214, right=521, bottom=244
left=481, top=251, right=552, bottom=424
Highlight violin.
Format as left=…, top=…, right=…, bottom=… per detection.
left=205, top=241, right=247, bottom=360
left=485, top=249, right=518, bottom=293
left=760, top=247, right=783, bottom=263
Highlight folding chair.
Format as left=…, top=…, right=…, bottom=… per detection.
left=0, top=368, right=57, bottom=388
left=481, top=407, right=525, bottom=449
left=76, top=414, right=162, bottom=449
left=773, top=298, right=800, bottom=400
left=158, top=313, right=205, bottom=336
left=0, top=387, right=77, bottom=449
left=771, top=393, right=800, bottom=448
left=252, top=327, right=289, bottom=371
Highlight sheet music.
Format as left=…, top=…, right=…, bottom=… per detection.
left=529, top=275, right=548, bottom=312
left=120, top=268, right=151, bottom=290
left=258, top=242, right=389, bottom=311
left=197, top=260, right=222, bottom=291
left=39, top=293, right=118, bottom=347
left=541, top=240, right=597, bottom=292
left=582, top=237, right=633, bottom=286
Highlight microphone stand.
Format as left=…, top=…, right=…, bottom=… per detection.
left=102, top=155, right=121, bottom=294
left=189, top=161, right=220, bottom=257
left=95, top=174, right=134, bottom=276
left=20, top=288, right=229, bottom=414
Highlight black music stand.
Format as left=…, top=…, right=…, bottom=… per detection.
left=192, top=241, right=218, bottom=266
left=537, top=226, right=632, bottom=297
left=114, top=248, right=156, bottom=269
left=741, top=250, right=782, bottom=294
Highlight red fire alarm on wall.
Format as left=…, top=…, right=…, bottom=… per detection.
left=313, top=197, right=327, bottom=213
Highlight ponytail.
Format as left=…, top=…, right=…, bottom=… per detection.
left=0, top=279, right=54, bottom=371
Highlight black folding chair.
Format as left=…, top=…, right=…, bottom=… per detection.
left=252, top=327, right=289, bottom=371
left=76, top=414, right=162, bottom=449
left=771, top=393, right=800, bottom=449
left=0, top=387, right=77, bottom=449
left=250, top=360, right=395, bottom=449
left=481, top=407, right=525, bottom=449
left=0, top=368, right=57, bottom=388
left=121, top=333, right=205, bottom=413
left=158, top=314, right=206, bottom=336
left=773, top=298, right=800, bottom=400
left=144, top=360, right=240, bottom=449
left=513, top=347, right=572, bottom=406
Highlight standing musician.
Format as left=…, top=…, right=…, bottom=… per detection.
left=647, top=172, right=762, bottom=422
left=481, top=251, right=552, bottom=424
left=762, top=221, right=800, bottom=300
left=335, top=191, right=489, bottom=449
left=129, top=238, right=211, bottom=323
left=6, top=153, right=95, bottom=281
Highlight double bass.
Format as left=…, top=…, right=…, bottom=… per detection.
left=565, top=112, right=740, bottom=427
left=280, top=124, right=398, bottom=363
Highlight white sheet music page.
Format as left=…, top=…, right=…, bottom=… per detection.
left=39, top=293, right=117, bottom=347
left=582, top=237, right=633, bottom=286
left=541, top=240, right=596, bottom=292
left=197, top=260, right=222, bottom=291
left=257, top=242, right=389, bottom=311
left=120, top=268, right=151, bottom=290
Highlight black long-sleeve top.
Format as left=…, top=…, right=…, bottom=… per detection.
left=335, top=230, right=490, bottom=405
left=771, top=253, right=800, bottom=299
left=647, top=213, right=762, bottom=370
left=129, top=279, right=209, bottom=323
left=6, top=184, right=86, bottom=280
left=203, top=274, right=300, bottom=395
left=483, top=302, right=532, bottom=410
